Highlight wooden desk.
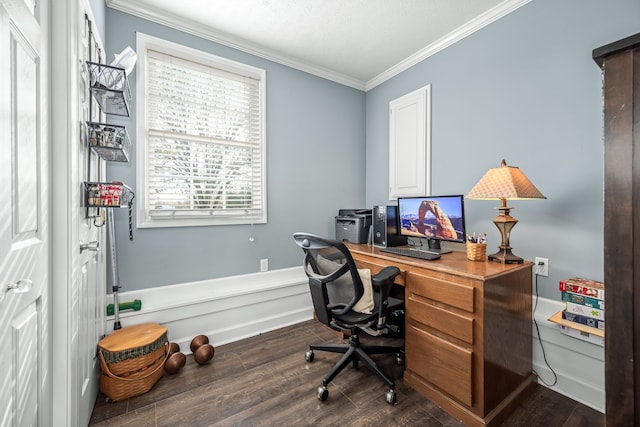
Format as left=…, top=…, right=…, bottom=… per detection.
left=345, top=243, right=535, bottom=427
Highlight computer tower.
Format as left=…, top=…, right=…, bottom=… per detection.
left=372, top=205, right=407, bottom=247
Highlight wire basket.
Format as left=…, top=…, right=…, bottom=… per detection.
left=87, top=121, right=131, bottom=162
left=466, top=242, right=487, bottom=261
left=86, top=61, right=132, bottom=116
left=85, top=182, right=133, bottom=208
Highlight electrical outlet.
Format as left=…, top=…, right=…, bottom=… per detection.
left=260, top=258, right=269, bottom=272
left=535, top=257, right=549, bottom=276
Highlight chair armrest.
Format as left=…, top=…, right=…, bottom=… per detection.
left=371, top=266, right=401, bottom=329
left=371, top=266, right=401, bottom=290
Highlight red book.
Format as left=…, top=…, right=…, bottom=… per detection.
left=559, top=277, right=605, bottom=300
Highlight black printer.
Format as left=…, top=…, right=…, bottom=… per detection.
left=335, top=209, right=372, bottom=244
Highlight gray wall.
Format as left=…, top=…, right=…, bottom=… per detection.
left=103, top=0, right=639, bottom=297
left=366, top=0, right=640, bottom=299
left=105, top=10, right=366, bottom=290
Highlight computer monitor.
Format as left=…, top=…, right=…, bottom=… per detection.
left=397, top=195, right=466, bottom=254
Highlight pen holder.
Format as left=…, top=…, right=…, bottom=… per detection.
left=466, top=242, right=487, bottom=261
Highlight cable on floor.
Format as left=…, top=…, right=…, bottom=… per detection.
left=531, top=272, right=558, bottom=387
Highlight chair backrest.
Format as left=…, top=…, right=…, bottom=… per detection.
left=293, top=233, right=365, bottom=326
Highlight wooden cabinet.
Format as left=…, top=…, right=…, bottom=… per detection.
left=593, top=32, right=640, bottom=426
left=346, top=243, right=534, bottom=427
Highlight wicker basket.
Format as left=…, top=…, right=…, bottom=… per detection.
left=97, top=323, right=169, bottom=401
left=466, top=242, right=487, bottom=261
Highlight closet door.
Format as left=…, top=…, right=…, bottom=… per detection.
left=0, top=0, right=51, bottom=425
left=51, top=2, right=107, bottom=425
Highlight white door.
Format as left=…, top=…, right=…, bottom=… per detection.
left=51, top=1, right=106, bottom=425
left=389, top=84, right=431, bottom=199
left=0, top=0, right=51, bottom=426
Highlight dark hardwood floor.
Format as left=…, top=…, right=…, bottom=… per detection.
left=89, top=320, right=603, bottom=427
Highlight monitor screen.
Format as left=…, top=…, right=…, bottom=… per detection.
left=397, top=195, right=466, bottom=245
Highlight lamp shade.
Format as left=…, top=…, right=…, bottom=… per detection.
left=466, top=159, right=546, bottom=200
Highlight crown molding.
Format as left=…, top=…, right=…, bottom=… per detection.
left=365, top=0, right=531, bottom=91
left=105, top=0, right=366, bottom=90
left=107, top=0, right=530, bottom=92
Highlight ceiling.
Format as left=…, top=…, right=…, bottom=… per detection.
left=106, top=0, right=530, bottom=90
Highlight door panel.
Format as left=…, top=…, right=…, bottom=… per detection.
left=13, top=303, right=39, bottom=427
left=14, top=35, right=39, bottom=235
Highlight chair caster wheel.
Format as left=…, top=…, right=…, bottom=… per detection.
left=305, top=350, right=314, bottom=362
left=317, top=386, right=328, bottom=401
left=385, top=389, right=397, bottom=405
left=395, top=352, right=404, bottom=365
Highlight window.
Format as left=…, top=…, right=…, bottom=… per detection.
left=136, top=33, right=266, bottom=228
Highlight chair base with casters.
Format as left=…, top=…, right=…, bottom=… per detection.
left=305, top=325, right=404, bottom=405
left=293, top=232, right=405, bottom=405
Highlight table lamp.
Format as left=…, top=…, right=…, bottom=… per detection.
left=466, top=159, right=545, bottom=264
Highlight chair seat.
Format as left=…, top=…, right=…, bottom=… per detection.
left=333, top=295, right=403, bottom=328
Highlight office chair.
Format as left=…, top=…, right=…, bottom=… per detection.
left=293, top=232, right=404, bottom=405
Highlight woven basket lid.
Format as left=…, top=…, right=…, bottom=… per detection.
left=98, top=323, right=167, bottom=352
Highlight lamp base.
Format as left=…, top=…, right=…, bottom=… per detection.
left=489, top=203, right=524, bottom=264
left=488, top=248, right=524, bottom=264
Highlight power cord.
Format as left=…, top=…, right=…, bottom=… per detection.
left=531, top=271, right=558, bottom=387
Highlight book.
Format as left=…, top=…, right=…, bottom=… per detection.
left=559, top=277, right=605, bottom=300
left=562, top=310, right=604, bottom=330
left=565, top=301, right=604, bottom=320
left=560, top=325, right=605, bottom=346
left=560, top=291, right=604, bottom=310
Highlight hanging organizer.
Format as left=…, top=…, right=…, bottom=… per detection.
left=84, top=59, right=136, bottom=331
left=84, top=59, right=135, bottom=239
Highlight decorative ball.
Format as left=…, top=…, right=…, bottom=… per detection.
left=169, top=342, right=180, bottom=355
left=194, top=343, right=215, bottom=365
left=190, top=334, right=209, bottom=353
left=164, top=352, right=186, bottom=374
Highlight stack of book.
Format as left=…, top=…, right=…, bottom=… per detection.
left=559, top=277, right=605, bottom=346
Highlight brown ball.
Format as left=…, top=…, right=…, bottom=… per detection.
left=164, top=352, right=186, bottom=374
left=169, top=342, right=180, bottom=355
left=190, top=335, right=209, bottom=353
left=194, top=343, right=215, bottom=365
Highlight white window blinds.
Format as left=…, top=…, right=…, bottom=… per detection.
left=140, top=40, right=266, bottom=226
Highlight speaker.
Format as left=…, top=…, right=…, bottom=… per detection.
left=373, top=205, right=407, bottom=247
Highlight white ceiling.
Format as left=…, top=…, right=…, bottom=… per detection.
left=106, top=0, right=530, bottom=90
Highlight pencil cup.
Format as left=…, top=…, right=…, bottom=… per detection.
left=466, top=242, right=487, bottom=261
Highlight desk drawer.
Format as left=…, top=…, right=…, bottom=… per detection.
left=407, top=295, right=474, bottom=344
left=406, top=324, right=473, bottom=406
left=407, top=272, right=474, bottom=312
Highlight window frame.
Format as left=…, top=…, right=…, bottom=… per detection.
left=135, top=32, right=267, bottom=228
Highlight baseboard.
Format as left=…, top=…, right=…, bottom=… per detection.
left=105, top=272, right=605, bottom=413
left=532, top=296, right=605, bottom=413
left=105, top=267, right=314, bottom=352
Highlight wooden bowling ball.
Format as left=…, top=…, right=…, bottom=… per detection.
left=169, top=342, right=180, bottom=355
left=190, top=334, right=209, bottom=353
left=194, top=343, right=215, bottom=365
left=164, top=352, right=186, bottom=374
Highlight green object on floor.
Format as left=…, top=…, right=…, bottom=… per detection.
left=106, top=299, right=142, bottom=316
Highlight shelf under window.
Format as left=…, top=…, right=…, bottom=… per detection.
left=87, top=121, right=131, bottom=162
left=85, top=182, right=133, bottom=208
left=86, top=61, right=132, bottom=116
